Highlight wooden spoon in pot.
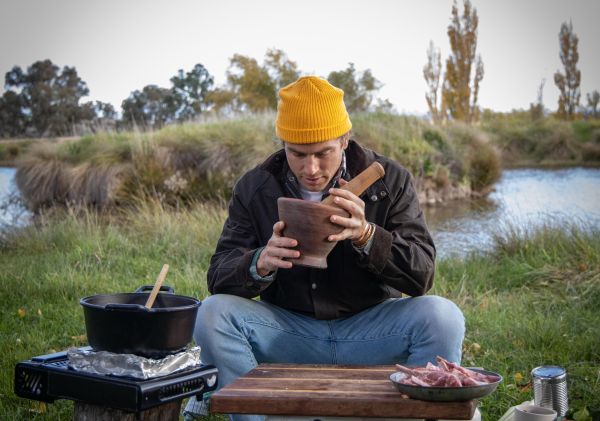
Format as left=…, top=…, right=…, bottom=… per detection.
left=321, top=161, right=385, bottom=207
left=145, top=264, right=170, bottom=309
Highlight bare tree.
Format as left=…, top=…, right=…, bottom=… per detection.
left=423, top=41, right=444, bottom=124
left=529, top=78, right=546, bottom=120
left=470, top=57, right=484, bottom=122
left=554, top=21, right=581, bottom=120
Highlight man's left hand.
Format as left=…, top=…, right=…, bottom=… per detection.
left=326, top=181, right=368, bottom=242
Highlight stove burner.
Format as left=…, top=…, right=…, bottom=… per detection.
left=14, top=348, right=218, bottom=413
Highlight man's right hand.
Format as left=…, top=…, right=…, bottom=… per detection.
left=256, top=221, right=300, bottom=277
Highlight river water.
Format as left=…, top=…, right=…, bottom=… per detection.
left=0, top=167, right=31, bottom=227
left=1, top=167, right=599, bottom=258
left=424, top=167, right=600, bottom=258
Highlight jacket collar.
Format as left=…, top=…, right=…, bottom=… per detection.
left=344, top=139, right=373, bottom=177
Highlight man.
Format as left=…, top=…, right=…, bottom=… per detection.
left=185, top=76, right=464, bottom=420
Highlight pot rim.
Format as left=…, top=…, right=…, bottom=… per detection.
left=80, top=292, right=201, bottom=312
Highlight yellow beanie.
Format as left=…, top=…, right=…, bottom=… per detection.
left=276, top=76, right=352, bottom=144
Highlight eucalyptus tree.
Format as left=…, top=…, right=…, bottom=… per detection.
left=327, top=63, right=381, bottom=113
left=4, top=59, right=92, bottom=136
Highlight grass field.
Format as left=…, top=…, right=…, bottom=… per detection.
left=1, top=204, right=598, bottom=420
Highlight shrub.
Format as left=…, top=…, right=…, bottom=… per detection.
left=571, top=120, right=600, bottom=142
left=480, top=116, right=600, bottom=165
left=467, top=140, right=501, bottom=191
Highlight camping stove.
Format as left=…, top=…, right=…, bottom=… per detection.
left=14, top=347, right=218, bottom=413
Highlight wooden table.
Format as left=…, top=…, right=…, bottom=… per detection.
left=211, top=364, right=477, bottom=420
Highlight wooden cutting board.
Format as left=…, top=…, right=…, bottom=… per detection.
left=210, top=364, right=477, bottom=420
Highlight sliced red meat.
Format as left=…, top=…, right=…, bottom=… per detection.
left=393, top=357, right=499, bottom=388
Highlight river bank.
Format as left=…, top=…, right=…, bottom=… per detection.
left=8, top=113, right=503, bottom=211
left=503, top=160, right=600, bottom=169
left=7, top=113, right=600, bottom=212
left=0, top=202, right=598, bottom=420
left=4, top=165, right=600, bottom=259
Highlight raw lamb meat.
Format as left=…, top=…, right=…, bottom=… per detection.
left=394, top=356, right=500, bottom=387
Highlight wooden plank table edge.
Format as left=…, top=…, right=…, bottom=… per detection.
left=211, top=393, right=477, bottom=419
left=210, top=364, right=477, bottom=420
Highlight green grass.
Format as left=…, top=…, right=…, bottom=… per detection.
left=434, top=225, right=600, bottom=420
left=0, top=203, right=225, bottom=420
left=1, top=204, right=598, bottom=420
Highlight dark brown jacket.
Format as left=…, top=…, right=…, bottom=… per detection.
left=207, top=140, right=435, bottom=320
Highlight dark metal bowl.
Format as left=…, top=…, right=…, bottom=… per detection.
left=389, top=368, right=503, bottom=402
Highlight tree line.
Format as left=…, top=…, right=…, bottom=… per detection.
left=0, top=49, right=389, bottom=138
left=423, top=0, right=599, bottom=124
left=2, top=0, right=599, bottom=138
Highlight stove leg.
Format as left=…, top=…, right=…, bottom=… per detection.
left=73, top=400, right=182, bottom=421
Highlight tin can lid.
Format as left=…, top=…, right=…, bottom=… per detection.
left=531, top=365, right=567, bottom=380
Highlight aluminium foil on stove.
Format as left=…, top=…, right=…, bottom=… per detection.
left=67, top=346, right=201, bottom=379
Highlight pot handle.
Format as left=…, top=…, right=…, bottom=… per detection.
left=135, top=285, right=175, bottom=294
left=104, top=303, right=150, bottom=312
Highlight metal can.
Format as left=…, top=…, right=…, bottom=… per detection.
left=531, top=365, right=568, bottom=417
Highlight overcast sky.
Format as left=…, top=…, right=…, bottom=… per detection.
left=1, top=0, right=598, bottom=115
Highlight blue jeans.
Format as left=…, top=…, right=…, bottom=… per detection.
left=194, top=294, right=465, bottom=421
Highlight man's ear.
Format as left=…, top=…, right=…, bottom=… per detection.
left=341, top=132, right=350, bottom=150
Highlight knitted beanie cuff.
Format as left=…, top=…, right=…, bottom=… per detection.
left=276, top=116, right=352, bottom=144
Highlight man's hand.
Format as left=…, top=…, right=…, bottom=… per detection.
left=256, top=221, right=300, bottom=277
left=326, top=180, right=369, bottom=242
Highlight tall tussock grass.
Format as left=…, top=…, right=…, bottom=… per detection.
left=15, top=113, right=504, bottom=212
left=0, top=139, right=33, bottom=166
left=15, top=143, right=133, bottom=210
left=15, top=144, right=71, bottom=208
left=0, top=199, right=227, bottom=293
left=436, top=222, right=600, bottom=295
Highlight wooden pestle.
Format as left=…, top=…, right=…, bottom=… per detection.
left=321, top=162, right=385, bottom=206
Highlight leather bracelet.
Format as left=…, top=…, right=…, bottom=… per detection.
left=353, top=223, right=374, bottom=248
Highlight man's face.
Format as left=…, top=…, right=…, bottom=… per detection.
left=284, top=137, right=348, bottom=192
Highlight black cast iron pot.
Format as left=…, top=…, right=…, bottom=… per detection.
left=80, top=285, right=201, bottom=359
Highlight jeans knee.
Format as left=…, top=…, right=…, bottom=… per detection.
left=194, top=294, right=250, bottom=343
left=415, top=295, right=465, bottom=336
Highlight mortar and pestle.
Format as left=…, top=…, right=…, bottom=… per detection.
left=277, top=161, right=385, bottom=269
